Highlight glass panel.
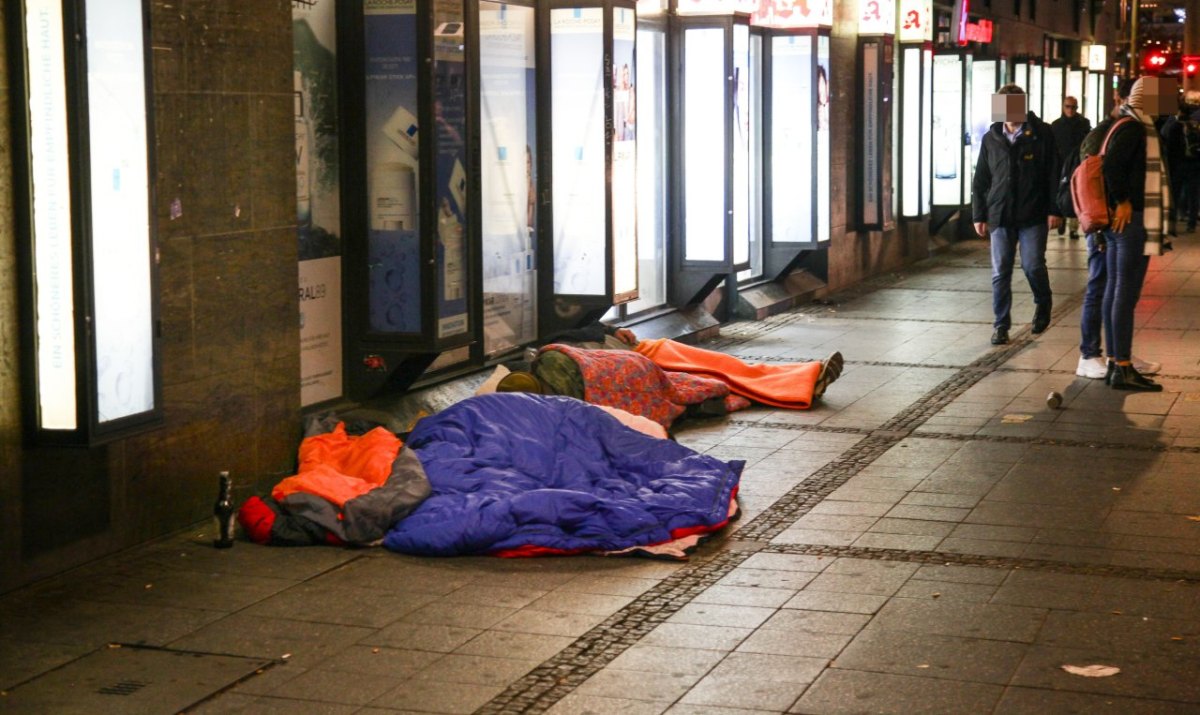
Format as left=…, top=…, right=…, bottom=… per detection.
left=816, top=34, right=830, bottom=242
left=1044, top=66, right=1063, bottom=122
left=612, top=6, right=638, bottom=297
left=87, top=0, right=154, bottom=424
left=731, top=23, right=750, bottom=265
left=627, top=26, right=667, bottom=313
left=26, top=0, right=78, bottom=429
left=901, top=46, right=921, bottom=217
left=772, top=34, right=813, bottom=240
left=480, top=1, right=537, bottom=355
left=962, top=55, right=972, bottom=206
left=921, top=47, right=932, bottom=213
left=1066, top=69, right=1083, bottom=109
left=931, top=54, right=963, bottom=205
left=970, top=60, right=996, bottom=186
left=433, top=0, right=469, bottom=337
left=1012, top=62, right=1027, bottom=92
left=364, top=2, right=421, bottom=333
left=738, top=31, right=763, bottom=282
left=683, top=27, right=727, bottom=262
left=551, top=7, right=606, bottom=294
left=1029, top=63, right=1043, bottom=117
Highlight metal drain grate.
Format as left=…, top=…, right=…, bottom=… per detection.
left=97, top=679, right=150, bottom=696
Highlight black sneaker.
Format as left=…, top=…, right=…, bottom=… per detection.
left=1032, top=305, right=1052, bottom=334
left=813, top=352, right=844, bottom=398
left=991, top=327, right=1009, bottom=345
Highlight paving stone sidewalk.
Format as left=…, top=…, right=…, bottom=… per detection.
left=3, top=235, right=1200, bottom=714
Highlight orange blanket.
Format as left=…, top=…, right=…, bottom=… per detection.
left=635, top=338, right=819, bottom=410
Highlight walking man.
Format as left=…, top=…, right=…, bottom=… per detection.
left=972, top=84, right=1062, bottom=345
left=1051, top=96, right=1091, bottom=238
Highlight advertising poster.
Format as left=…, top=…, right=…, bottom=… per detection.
left=771, top=34, right=813, bottom=243
left=612, top=6, right=638, bottom=297
left=364, top=0, right=421, bottom=334
left=931, top=54, right=963, bottom=206
left=861, top=41, right=880, bottom=226
left=480, top=1, right=538, bottom=355
left=683, top=27, right=726, bottom=261
left=816, top=34, right=830, bottom=243
left=294, top=0, right=343, bottom=405
left=433, top=0, right=470, bottom=338
left=551, top=8, right=606, bottom=295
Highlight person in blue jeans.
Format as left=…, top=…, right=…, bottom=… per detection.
left=1076, top=234, right=1159, bottom=379
left=972, top=84, right=1062, bottom=345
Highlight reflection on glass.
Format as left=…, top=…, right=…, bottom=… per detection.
left=551, top=7, right=606, bottom=294
left=772, top=34, right=813, bottom=240
left=732, top=24, right=750, bottom=265
left=683, top=27, right=726, bottom=262
left=1044, top=67, right=1064, bottom=121
left=931, top=54, right=963, bottom=205
left=921, top=47, right=932, bottom=213
left=901, top=46, right=921, bottom=217
left=970, top=60, right=996, bottom=187
left=88, top=0, right=155, bottom=423
left=26, top=0, right=77, bottom=429
left=480, top=1, right=536, bottom=355
left=816, top=34, right=830, bottom=243
left=627, top=27, right=667, bottom=313
left=433, top=0, right=469, bottom=338
left=612, top=6, right=638, bottom=297
left=738, top=31, right=763, bottom=282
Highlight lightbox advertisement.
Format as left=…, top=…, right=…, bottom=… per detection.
left=294, top=0, right=343, bottom=405
left=433, top=0, right=470, bottom=338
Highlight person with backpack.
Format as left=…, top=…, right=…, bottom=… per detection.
left=1091, top=77, right=1172, bottom=391
left=1070, top=81, right=1162, bottom=384
left=1052, top=96, right=1091, bottom=239
left=972, top=84, right=1062, bottom=346
left=1161, top=104, right=1200, bottom=233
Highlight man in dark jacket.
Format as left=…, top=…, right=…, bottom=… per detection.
left=1051, top=96, right=1091, bottom=238
left=972, top=84, right=1062, bottom=345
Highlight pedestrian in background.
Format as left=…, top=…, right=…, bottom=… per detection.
left=972, top=84, right=1062, bottom=346
left=1051, top=95, right=1091, bottom=239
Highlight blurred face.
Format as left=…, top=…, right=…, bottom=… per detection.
left=1062, top=98, right=1078, bottom=117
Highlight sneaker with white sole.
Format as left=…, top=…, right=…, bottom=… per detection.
left=1076, top=356, right=1108, bottom=379
left=1132, top=356, right=1161, bottom=375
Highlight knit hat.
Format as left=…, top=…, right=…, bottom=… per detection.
left=1126, top=77, right=1145, bottom=111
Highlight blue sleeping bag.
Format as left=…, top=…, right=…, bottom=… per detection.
left=383, top=393, right=742, bottom=556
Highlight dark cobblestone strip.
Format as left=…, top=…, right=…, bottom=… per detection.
left=724, top=420, right=875, bottom=436
left=910, top=429, right=1200, bottom=454
left=763, top=542, right=1200, bottom=584
left=474, top=550, right=752, bottom=715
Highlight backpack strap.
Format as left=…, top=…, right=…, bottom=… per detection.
left=1099, top=116, right=1135, bottom=157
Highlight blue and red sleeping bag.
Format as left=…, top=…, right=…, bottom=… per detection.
left=385, top=393, right=743, bottom=557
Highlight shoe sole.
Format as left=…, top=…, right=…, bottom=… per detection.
left=813, top=351, right=844, bottom=398
left=1075, top=371, right=1107, bottom=379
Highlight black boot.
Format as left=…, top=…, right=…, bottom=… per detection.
left=1032, top=304, right=1052, bottom=334
left=1104, top=360, right=1116, bottom=386
left=1109, top=363, right=1163, bottom=392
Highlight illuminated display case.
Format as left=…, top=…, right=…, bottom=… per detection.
left=1066, top=68, right=1083, bottom=109
left=931, top=51, right=970, bottom=207
left=540, top=1, right=639, bottom=333
left=855, top=35, right=893, bottom=232
left=1011, top=61, right=1028, bottom=94
left=1085, top=71, right=1106, bottom=127
left=1028, top=61, right=1043, bottom=117
left=341, top=0, right=474, bottom=359
left=896, top=44, right=932, bottom=218
left=969, top=58, right=998, bottom=190
left=478, top=0, right=538, bottom=356
left=9, top=0, right=163, bottom=445
left=1043, top=64, right=1064, bottom=120
left=669, top=12, right=752, bottom=305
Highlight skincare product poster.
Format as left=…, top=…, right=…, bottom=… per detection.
left=364, top=0, right=421, bottom=333
left=294, top=0, right=343, bottom=405
left=480, top=1, right=538, bottom=355
left=434, top=0, right=469, bottom=338
left=550, top=8, right=606, bottom=296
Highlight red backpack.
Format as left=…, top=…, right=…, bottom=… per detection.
left=1071, top=117, right=1134, bottom=234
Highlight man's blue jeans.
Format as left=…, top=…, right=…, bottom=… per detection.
left=990, top=224, right=1052, bottom=330
left=1102, top=213, right=1148, bottom=363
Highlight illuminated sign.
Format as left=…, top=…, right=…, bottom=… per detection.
left=1088, top=44, right=1107, bottom=70
left=752, top=0, right=833, bottom=27
left=858, top=0, right=896, bottom=35
left=952, top=0, right=969, bottom=46
left=897, top=0, right=931, bottom=42
left=675, top=0, right=759, bottom=14
left=962, top=18, right=992, bottom=43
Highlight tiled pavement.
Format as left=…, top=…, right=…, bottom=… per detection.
left=5, top=235, right=1200, bottom=714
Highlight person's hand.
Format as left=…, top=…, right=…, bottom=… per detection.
left=974, top=222, right=989, bottom=238
left=614, top=328, right=638, bottom=346
left=1048, top=216, right=1063, bottom=230
left=1110, top=201, right=1133, bottom=234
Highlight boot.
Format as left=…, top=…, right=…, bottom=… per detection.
left=1104, top=360, right=1116, bottom=386
left=1109, top=363, right=1162, bottom=392
left=1032, top=303, right=1052, bottom=334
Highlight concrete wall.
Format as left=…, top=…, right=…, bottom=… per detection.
left=0, top=0, right=299, bottom=593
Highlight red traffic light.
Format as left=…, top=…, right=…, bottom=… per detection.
left=1147, top=52, right=1167, bottom=68
left=1186, top=57, right=1199, bottom=77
